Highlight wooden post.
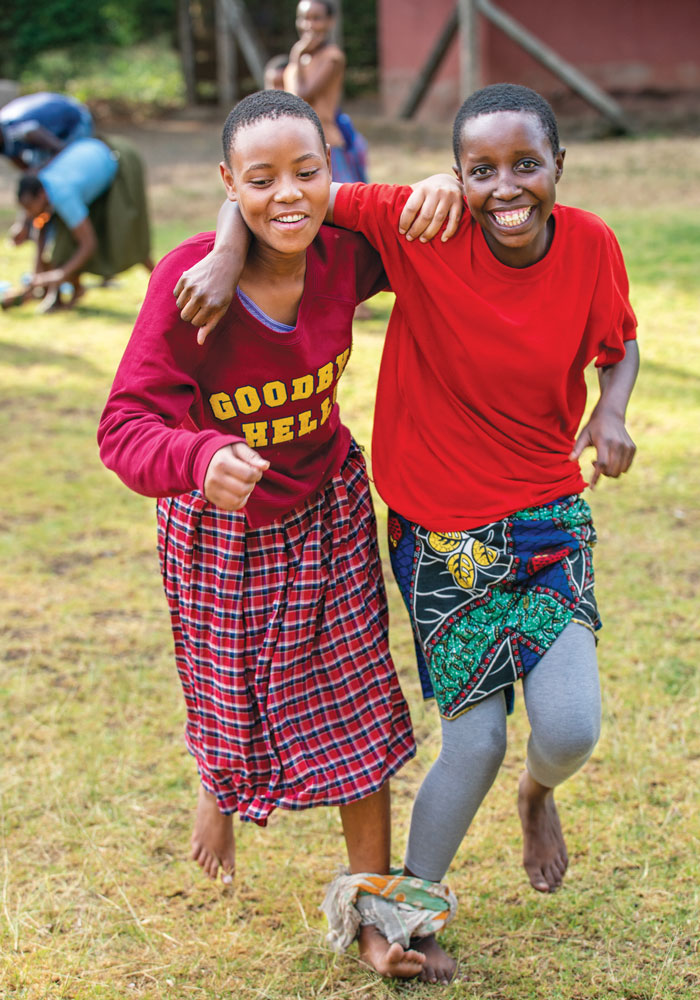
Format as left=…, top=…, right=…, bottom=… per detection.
left=216, top=0, right=238, bottom=108
left=458, top=0, right=480, bottom=99
left=221, top=0, right=267, bottom=89
left=398, top=7, right=459, bottom=119
left=476, top=0, right=632, bottom=132
left=177, top=0, right=196, bottom=105
left=334, top=0, right=344, bottom=51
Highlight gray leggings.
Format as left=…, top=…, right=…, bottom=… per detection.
left=405, top=623, right=600, bottom=882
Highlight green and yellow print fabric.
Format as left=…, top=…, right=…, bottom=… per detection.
left=387, top=495, right=600, bottom=719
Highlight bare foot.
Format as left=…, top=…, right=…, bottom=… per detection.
left=190, top=785, right=236, bottom=882
left=357, top=924, right=425, bottom=979
left=411, top=934, right=456, bottom=984
left=518, top=771, right=568, bottom=892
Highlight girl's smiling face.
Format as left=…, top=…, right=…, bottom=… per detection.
left=455, top=110, right=565, bottom=268
left=220, top=116, right=331, bottom=259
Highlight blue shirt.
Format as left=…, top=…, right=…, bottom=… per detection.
left=0, top=92, right=93, bottom=166
left=38, top=138, right=118, bottom=229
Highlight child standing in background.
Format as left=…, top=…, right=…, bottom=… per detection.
left=265, top=1, right=368, bottom=183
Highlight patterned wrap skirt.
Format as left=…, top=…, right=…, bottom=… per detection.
left=157, top=443, right=415, bottom=825
left=388, top=494, right=600, bottom=720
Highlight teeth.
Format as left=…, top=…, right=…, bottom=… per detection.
left=493, top=206, right=532, bottom=227
left=275, top=214, right=305, bottom=223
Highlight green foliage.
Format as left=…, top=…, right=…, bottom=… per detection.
left=3, top=0, right=104, bottom=76
left=1, top=0, right=176, bottom=78
left=2, top=1, right=379, bottom=107
left=18, top=41, right=185, bottom=110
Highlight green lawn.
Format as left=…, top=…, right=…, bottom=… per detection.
left=0, top=129, right=698, bottom=999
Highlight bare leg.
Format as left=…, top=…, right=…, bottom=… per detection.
left=339, top=784, right=425, bottom=979
left=518, top=771, right=567, bottom=892
left=520, top=623, right=600, bottom=891
left=69, top=274, right=86, bottom=305
left=191, top=784, right=236, bottom=882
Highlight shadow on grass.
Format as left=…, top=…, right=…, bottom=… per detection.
left=643, top=360, right=700, bottom=384
left=70, top=303, right=139, bottom=322
left=0, top=339, right=101, bottom=374
left=641, top=360, right=700, bottom=407
left=617, top=216, right=700, bottom=294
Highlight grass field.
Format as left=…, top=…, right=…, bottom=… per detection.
left=0, top=122, right=699, bottom=999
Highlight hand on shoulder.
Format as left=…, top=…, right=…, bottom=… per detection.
left=400, top=174, right=464, bottom=243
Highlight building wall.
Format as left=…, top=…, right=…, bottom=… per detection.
left=379, top=0, right=700, bottom=119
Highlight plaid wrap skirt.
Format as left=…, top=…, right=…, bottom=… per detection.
left=157, top=443, right=415, bottom=825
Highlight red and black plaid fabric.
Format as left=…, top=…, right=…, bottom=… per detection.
left=157, top=444, right=415, bottom=825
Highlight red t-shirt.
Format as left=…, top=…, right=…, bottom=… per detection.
left=333, top=183, right=637, bottom=530
left=98, top=227, right=385, bottom=527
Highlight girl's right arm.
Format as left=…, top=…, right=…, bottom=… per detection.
left=99, top=244, right=268, bottom=504
left=175, top=174, right=464, bottom=343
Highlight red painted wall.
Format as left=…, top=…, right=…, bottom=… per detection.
left=379, top=0, right=700, bottom=119
left=379, top=0, right=460, bottom=119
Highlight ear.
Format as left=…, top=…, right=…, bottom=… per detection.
left=554, top=147, right=566, bottom=184
left=325, top=143, right=332, bottom=174
left=219, top=161, right=238, bottom=203
left=452, top=163, right=466, bottom=193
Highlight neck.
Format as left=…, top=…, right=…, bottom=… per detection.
left=239, top=244, right=308, bottom=327
left=246, top=243, right=307, bottom=281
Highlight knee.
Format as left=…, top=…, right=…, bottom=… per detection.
left=533, top=711, right=600, bottom=772
left=441, top=719, right=507, bottom=776
left=482, top=722, right=508, bottom=770
left=567, top=704, right=601, bottom=761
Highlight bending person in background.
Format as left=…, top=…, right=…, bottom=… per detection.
left=0, top=91, right=93, bottom=170
left=16, top=136, right=152, bottom=311
left=1, top=91, right=94, bottom=250
left=265, top=0, right=367, bottom=183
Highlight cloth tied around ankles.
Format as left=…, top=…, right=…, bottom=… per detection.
left=321, top=869, right=457, bottom=951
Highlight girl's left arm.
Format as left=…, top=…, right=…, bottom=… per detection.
left=570, top=339, right=640, bottom=487
left=327, top=174, right=463, bottom=243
